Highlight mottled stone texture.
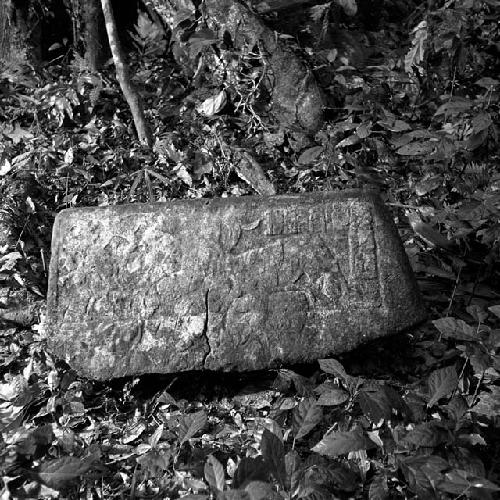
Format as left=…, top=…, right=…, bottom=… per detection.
left=46, top=190, right=426, bottom=380
left=203, top=0, right=324, bottom=131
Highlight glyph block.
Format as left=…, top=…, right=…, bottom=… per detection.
left=46, top=190, right=426, bottom=379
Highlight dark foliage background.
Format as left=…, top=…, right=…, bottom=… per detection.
left=0, top=0, right=499, bottom=498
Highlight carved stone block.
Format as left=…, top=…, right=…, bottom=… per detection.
left=46, top=190, right=426, bottom=379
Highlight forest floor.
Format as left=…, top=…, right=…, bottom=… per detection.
left=0, top=1, right=499, bottom=499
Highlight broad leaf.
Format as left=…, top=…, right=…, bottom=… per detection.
left=178, top=410, right=207, bottom=445
left=36, top=451, right=100, bottom=490
left=437, top=469, right=500, bottom=495
left=186, top=27, right=218, bottom=58
left=471, top=386, right=500, bottom=417
left=0, top=158, right=12, bottom=176
left=475, top=77, right=499, bottom=87
left=399, top=455, right=449, bottom=498
left=285, top=450, right=301, bottom=491
left=427, top=366, right=458, bottom=407
left=471, top=112, right=492, bottom=133
left=276, top=369, right=313, bottom=396
left=149, top=423, right=164, bottom=448
left=359, top=385, right=408, bottom=422
left=432, top=317, right=476, bottom=341
left=488, top=305, right=500, bottom=318
left=357, top=389, right=393, bottom=422
left=317, top=388, right=349, bottom=406
left=244, top=481, right=276, bottom=500
left=297, top=145, right=323, bottom=165
left=356, top=122, right=372, bottom=138
left=171, top=0, right=196, bottom=27
left=382, top=385, right=410, bottom=417
left=415, top=176, right=441, bottom=196
left=317, top=360, right=361, bottom=393
left=408, top=214, right=453, bottom=249
left=445, top=395, right=469, bottom=422
left=397, top=141, right=435, bottom=156
left=219, top=491, right=246, bottom=500
left=403, top=422, right=451, bottom=448
left=329, top=464, right=358, bottom=492
left=335, top=0, right=357, bottom=16
left=196, top=90, right=227, bottom=117
left=136, top=450, right=171, bottom=474
left=232, top=457, right=268, bottom=489
left=312, top=429, right=374, bottom=457
left=318, top=358, right=347, bottom=378
left=3, top=123, right=34, bottom=144
left=31, top=425, right=54, bottom=446
left=369, top=473, right=389, bottom=500
left=260, top=428, right=286, bottom=488
left=404, top=20, right=427, bottom=73
left=204, top=454, right=225, bottom=492
left=434, top=97, right=474, bottom=117
left=122, top=421, right=146, bottom=444
left=390, top=119, right=412, bottom=132
left=292, top=397, right=323, bottom=440
left=336, top=133, right=360, bottom=148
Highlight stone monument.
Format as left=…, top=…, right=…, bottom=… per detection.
left=46, top=190, right=426, bottom=379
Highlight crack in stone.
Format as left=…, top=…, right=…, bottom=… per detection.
left=201, top=289, right=211, bottom=368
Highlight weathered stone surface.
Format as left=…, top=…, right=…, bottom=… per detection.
left=203, top=0, right=324, bottom=131
left=46, top=190, right=426, bottom=380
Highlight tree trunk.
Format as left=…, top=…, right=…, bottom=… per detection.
left=100, top=0, right=152, bottom=147
left=83, top=0, right=109, bottom=71
left=0, top=0, right=37, bottom=64
left=0, top=0, right=13, bottom=61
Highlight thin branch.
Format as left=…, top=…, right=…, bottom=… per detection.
left=100, top=0, right=152, bottom=147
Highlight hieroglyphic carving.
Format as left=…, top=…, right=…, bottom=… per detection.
left=46, top=191, right=426, bottom=379
left=348, top=202, right=381, bottom=305
left=56, top=199, right=380, bottom=324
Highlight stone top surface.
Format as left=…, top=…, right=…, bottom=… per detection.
left=46, top=190, right=426, bottom=379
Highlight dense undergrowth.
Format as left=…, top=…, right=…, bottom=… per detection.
left=0, top=0, right=499, bottom=498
